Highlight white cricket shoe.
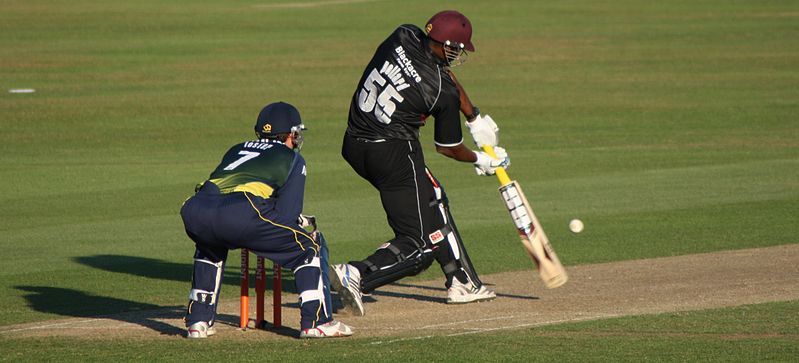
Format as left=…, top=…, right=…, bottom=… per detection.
left=329, top=264, right=365, bottom=316
left=186, top=321, right=214, bottom=339
left=299, top=320, right=354, bottom=338
left=447, top=278, right=496, bottom=304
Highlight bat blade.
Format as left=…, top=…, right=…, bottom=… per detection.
left=481, top=145, right=568, bottom=288
left=500, top=181, right=568, bottom=289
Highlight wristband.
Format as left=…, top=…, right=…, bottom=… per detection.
left=466, top=106, right=480, bottom=122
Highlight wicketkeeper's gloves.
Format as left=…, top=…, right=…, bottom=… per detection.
left=297, top=214, right=317, bottom=231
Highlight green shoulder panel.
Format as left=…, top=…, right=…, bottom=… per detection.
left=207, top=141, right=297, bottom=196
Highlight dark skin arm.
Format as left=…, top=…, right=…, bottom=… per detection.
left=436, top=143, right=477, bottom=162
left=447, top=69, right=478, bottom=120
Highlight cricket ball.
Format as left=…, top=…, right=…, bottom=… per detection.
left=569, top=219, right=584, bottom=233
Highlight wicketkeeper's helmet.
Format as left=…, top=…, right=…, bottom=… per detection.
left=255, top=101, right=306, bottom=149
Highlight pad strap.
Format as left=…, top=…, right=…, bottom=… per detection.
left=293, top=256, right=321, bottom=273
left=362, top=260, right=379, bottom=272
left=299, top=289, right=323, bottom=303
left=441, top=261, right=459, bottom=275
left=427, top=225, right=452, bottom=245
left=189, top=289, right=215, bottom=305
left=386, top=244, right=404, bottom=261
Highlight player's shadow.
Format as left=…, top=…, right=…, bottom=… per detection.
left=74, top=254, right=296, bottom=293
left=13, top=285, right=205, bottom=336
left=73, top=254, right=229, bottom=285
left=368, top=288, right=445, bottom=303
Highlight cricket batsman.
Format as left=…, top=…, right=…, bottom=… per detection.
left=330, top=10, right=510, bottom=316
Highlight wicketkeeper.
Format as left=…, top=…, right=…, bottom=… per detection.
left=180, top=102, right=352, bottom=338
left=331, top=10, right=509, bottom=316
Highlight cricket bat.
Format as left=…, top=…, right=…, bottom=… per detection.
left=482, top=145, right=568, bottom=288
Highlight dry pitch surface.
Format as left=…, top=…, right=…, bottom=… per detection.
left=2, top=244, right=797, bottom=342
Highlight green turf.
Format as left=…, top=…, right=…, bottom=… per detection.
left=1, top=0, right=797, bottom=359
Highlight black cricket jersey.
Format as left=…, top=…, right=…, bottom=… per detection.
left=346, top=25, right=463, bottom=146
left=206, top=139, right=306, bottom=220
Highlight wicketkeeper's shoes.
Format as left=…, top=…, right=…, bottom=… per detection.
left=447, top=278, right=496, bottom=304
left=330, top=264, right=365, bottom=316
left=186, top=321, right=215, bottom=339
left=299, top=320, right=354, bottom=339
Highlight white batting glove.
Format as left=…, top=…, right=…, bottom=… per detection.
left=297, top=214, right=317, bottom=230
left=465, top=114, right=499, bottom=147
left=473, top=146, right=510, bottom=176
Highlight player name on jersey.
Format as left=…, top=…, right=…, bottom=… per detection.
left=243, top=141, right=275, bottom=150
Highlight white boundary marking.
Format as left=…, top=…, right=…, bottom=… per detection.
left=0, top=319, right=103, bottom=334
left=254, top=0, right=386, bottom=9
left=420, top=315, right=517, bottom=329
left=369, top=314, right=621, bottom=345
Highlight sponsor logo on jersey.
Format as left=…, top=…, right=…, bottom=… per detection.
left=394, top=46, right=422, bottom=83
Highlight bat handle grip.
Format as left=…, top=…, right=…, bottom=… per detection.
left=481, top=145, right=512, bottom=186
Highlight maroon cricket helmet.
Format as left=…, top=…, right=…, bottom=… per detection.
left=425, top=10, right=475, bottom=51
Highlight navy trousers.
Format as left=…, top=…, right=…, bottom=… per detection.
left=180, top=183, right=328, bottom=330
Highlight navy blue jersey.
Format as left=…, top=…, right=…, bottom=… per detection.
left=207, top=139, right=306, bottom=221
left=346, top=25, right=463, bottom=146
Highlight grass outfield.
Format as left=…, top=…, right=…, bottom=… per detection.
left=1, top=0, right=797, bottom=360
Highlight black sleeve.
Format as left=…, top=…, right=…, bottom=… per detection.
left=432, top=86, right=463, bottom=147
